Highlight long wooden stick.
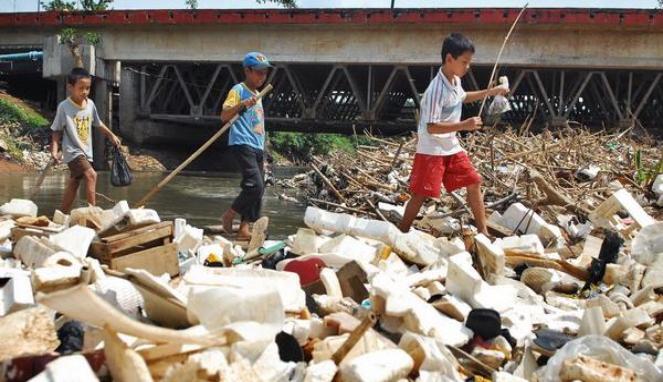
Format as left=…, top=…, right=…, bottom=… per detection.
left=311, top=163, right=346, bottom=203
left=29, top=158, right=54, bottom=199
left=332, top=312, right=377, bottom=365
left=477, top=3, right=529, bottom=117
left=135, top=84, right=273, bottom=207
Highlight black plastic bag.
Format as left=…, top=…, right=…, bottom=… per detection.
left=111, top=146, right=133, bottom=187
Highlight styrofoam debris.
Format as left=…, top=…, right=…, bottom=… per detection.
left=0, top=198, right=37, bottom=218
left=127, top=208, right=160, bottom=227
left=339, top=348, right=413, bottom=382
left=0, top=269, right=34, bottom=315
left=631, top=222, right=663, bottom=266
left=318, top=234, right=377, bottom=264
left=49, top=225, right=96, bottom=260
left=0, top=220, right=15, bottom=242
left=498, top=234, right=545, bottom=255
left=174, top=225, right=204, bottom=254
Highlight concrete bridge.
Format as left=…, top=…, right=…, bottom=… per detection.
left=1, top=8, right=662, bottom=147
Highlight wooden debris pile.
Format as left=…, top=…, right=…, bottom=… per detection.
left=278, top=127, right=662, bottom=234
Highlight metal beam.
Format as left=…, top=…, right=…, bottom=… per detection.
left=634, top=73, right=662, bottom=118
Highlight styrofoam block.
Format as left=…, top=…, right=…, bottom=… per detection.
left=652, top=174, right=663, bottom=196
left=98, top=201, right=130, bottom=232
left=434, top=237, right=466, bottom=257
left=0, top=199, right=37, bottom=218
left=590, top=188, right=656, bottom=230
left=304, top=360, right=337, bottom=382
left=52, top=210, right=70, bottom=226
left=320, top=268, right=343, bottom=298
left=188, top=285, right=284, bottom=336
left=49, top=225, right=96, bottom=260
left=174, top=225, right=203, bottom=253
left=372, top=272, right=472, bottom=346
left=29, top=354, right=99, bottom=382
left=13, top=236, right=58, bottom=268
left=183, top=265, right=306, bottom=313
left=291, top=228, right=319, bottom=255
left=631, top=222, right=663, bottom=266
left=398, top=332, right=464, bottom=380
left=0, top=219, right=15, bottom=242
left=500, top=203, right=548, bottom=235
left=392, top=230, right=440, bottom=266
left=471, top=284, right=519, bottom=313
left=498, top=234, right=545, bottom=255
left=446, top=252, right=483, bottom=304
left=339, top=348, right=413, bottom=382
left=305, top=207, right=355, bottom=235
left=319, top=234, right=377, bottom=264
left=499, top=203, right=563, bottom=245
left=0, top=271, right=34, bottom=315
left=174, top=218, right=186, bottom=240
left=127, top=208, right=160, bottom=227
left=474, top=234, right=505, bottom=281
left=378, top=202, right=405, bottom=219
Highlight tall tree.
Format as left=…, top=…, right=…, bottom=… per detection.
left=41, top=0, right=114, bottom=68
left=185, top=0, right=198, bottom=9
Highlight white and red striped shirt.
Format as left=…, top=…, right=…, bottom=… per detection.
left=416, top=69, right=466, bottom=156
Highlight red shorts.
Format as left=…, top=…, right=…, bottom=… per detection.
left=409, top=152, right=481, bottom=198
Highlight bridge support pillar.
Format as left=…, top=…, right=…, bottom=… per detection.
left=92, top=60, right=119, bottom=170
left=119, top=64, right=142, bottom=144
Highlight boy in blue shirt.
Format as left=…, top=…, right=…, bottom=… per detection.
left=221, top=52, right=272, bottom=239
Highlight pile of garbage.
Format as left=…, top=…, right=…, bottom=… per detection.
left=278, top=128, right=663, bottom=228
left=0, top=182, right=661, bottom=381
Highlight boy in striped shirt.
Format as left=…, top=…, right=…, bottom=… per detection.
left=399, top=33, right=509, bottom=235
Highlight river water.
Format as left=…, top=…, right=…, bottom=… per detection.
left=0, top=170, right=307, bottom=239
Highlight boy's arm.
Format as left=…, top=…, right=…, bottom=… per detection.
left=98, top=122, right=121, bottom=147
left=51, top=131, right=62, bottom=163
left=464, top=86, right=509, bottom=104
left=90, top=102, right=120, bottom=147
left=220, top=87, right=257, bottom=123
left=427, top=117, right=482, bottom=134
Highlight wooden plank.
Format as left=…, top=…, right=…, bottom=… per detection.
left=100, top=221, right=172, bottom=242
left=89, top=241, right=111, bottom=260
left=107, top=225, right=173, bottom=254
left=110, top=243, right=179, bottom=277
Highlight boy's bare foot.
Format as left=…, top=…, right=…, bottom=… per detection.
left=221, top=210, right=235, bottom=234
left=236, top=221, right=251, bottom=241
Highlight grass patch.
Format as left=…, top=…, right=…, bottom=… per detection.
left=269, top=132, right=375, bottom=163
left=0, top=98, right=49, bottom=130
left=0, top=97, right=49, bottom=162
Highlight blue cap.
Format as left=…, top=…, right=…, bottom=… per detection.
left=242, top=52, right=273, bottom=70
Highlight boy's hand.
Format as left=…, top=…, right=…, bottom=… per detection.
left=51, top=150, right=62, bottom=164
left=462, top=117, right=483, bottom=131
left=110, top=135, right=121, bottom=147
left=242, top=96, right=257, bottom=109
left=489, top=85, right=510, bottom=97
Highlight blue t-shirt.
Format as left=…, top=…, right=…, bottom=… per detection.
left=222, top=83, right=265, bottom=150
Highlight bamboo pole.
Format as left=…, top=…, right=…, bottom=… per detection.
left=477, top=3, right=529, bottom=117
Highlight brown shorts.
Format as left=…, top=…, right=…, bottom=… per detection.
left=67, top=155, right=92, bottom=180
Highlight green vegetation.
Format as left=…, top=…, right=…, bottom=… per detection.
left=634, top=149, right=663, bottom=187
left=0, top=98, right=49, bottom=162
left=0, top=99, right=48, bottom=130
left=269, top=132, right=375, bottom=163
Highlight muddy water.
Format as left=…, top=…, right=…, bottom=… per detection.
left=0, top=169, right=306, bottom=239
